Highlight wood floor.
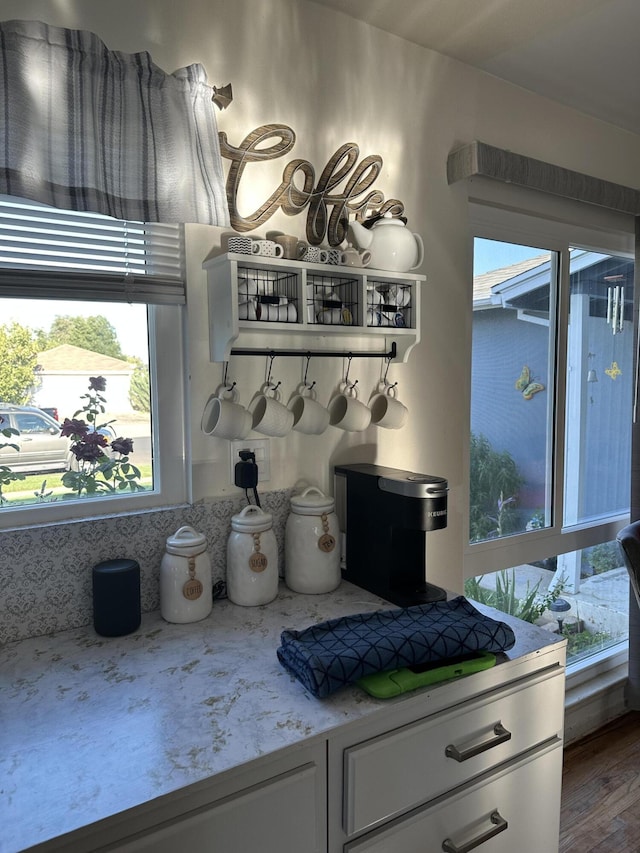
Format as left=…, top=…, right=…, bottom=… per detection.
left=560, top=711, right=640, bottom=852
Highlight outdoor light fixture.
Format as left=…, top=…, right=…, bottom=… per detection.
left=549, top=598, right=571, bottom=633
left=587, top=369, right=598, bottom=383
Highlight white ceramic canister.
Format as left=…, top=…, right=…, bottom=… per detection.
left=284, top=487, right=341, bottom=594
left=227, top=505, right=279, bottom=606
left=160, top=526, right=213, bottom=623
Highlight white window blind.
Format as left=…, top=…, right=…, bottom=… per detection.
left=0, top=196, right=185, bottom=304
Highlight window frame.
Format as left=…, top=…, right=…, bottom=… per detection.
left=465, top=200, right=635, bottom=579
left=0, top=196, right=190, bottom=528
left=0, top=300, right=189, bottom=531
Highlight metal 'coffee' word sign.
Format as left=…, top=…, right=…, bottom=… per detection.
left=219, top=124, right=404, bottom=247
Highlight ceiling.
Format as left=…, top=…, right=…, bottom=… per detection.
left=309, top=0, right=640, bottom=136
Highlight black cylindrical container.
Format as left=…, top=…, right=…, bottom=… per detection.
left=92, top=558, right=141, bottom=637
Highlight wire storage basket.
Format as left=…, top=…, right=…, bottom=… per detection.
left=237, top=267, right=299, bottom=323
left=366, top=280, right=412, bottom=329
left=307, top=273, right=359, bottom=326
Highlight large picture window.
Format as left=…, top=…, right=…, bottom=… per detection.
left=466, top=203, right=635, bottom=670
left=0, top=197, right=188, bottom=526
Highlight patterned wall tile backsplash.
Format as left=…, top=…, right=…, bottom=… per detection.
left=0, top=490, right=292, bottom=645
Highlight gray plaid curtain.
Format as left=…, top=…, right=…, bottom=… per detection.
left=0, top=19, right=229, bottom=225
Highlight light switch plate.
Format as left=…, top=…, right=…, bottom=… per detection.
left=230, top=439, right=270, bottom=482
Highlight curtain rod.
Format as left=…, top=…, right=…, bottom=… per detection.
left=229, top=341, right=397, bottom=360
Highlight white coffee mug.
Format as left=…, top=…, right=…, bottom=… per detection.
left=315, top=307, right=344, bottom=325
left=369, top=381, right=409, bottom=430
left=367, top=285, right=383, bottom=307
left=201, top=385, right=252, bottom=440
left=367, top=308, right=404, bottom=327
left=288, top=384, right=330, bottom=435
left=251, top=382, right=294, bottom=437
left=328, top=381, right=372, bottom=432
left=237, top=275, right=262, bottom=299
left=251, top=239, right=284, bottom=259
left=257, top=301, right=298, bottom=322
left=238, top=299, right=258, bottom=321
left=384, top=284, right=411, bottom=308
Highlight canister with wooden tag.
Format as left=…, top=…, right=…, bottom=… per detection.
left=227, top=505, right=279, bottom=606
left=160, top=525, right=213, bottom=623
left=285, top=487, right=341, bottom=594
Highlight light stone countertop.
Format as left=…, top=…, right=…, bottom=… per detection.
left=0, top=582, right=564, bottom=853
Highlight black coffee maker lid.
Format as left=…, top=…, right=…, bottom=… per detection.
left=335, top=463, right=448, bottom=498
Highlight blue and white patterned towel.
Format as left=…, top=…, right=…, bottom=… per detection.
left=277, top=596, right=516, bottom=698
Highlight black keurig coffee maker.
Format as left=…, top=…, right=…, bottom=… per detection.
left=334, top=463, right=448, bottom=606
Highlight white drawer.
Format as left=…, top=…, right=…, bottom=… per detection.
left=345, top=740, right=562, bottom=853
left=109, top=762, right=323, bottom=853
left=344, top=667, right=564, bottom=835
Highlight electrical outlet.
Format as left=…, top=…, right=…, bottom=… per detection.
left=230, top=439, right=270, bottom=482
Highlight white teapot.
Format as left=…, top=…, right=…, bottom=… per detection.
left=349, top=212, right=424, bottom=272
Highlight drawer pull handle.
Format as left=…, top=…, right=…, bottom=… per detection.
left=442, top=810, right=508, bottom=852
left=445, top=722, right=511, bottom=762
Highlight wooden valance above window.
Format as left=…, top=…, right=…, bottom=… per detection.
left=447, top=140, right=640, bottom=216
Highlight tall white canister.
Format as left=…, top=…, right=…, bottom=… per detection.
left=285, top=486, right=341, bottom=594
left=227, top=505, right=279, bottom=606
left=160, top=525, right=213, bottom=623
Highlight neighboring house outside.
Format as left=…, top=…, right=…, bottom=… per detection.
left=472, top=249, right=633, bottom=529
left=31, top=344, right=135, bottom=418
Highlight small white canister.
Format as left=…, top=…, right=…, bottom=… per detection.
left=227, top=505, right=278, bottom=606
left=285, top=487, right=341, bottom=594
left=160, top=526, right=213, bottom=623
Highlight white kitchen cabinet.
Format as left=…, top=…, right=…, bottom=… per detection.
left=41, top=649, right=564, bottom=853
left=3, top=591, right=565, bottom=853
left=202, top=252, right=425, bottom=362
left=344, top=742, right=562, bottom=853
left=342, top=666, right=565, bottom=837
left=328, top=646, right=566, bottom=853
left=108, top=759, right=324, bottom=853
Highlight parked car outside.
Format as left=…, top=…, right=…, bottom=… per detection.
left=39, top=406, right=60, bottom=422
left=0, top=405, right=73, bottom=473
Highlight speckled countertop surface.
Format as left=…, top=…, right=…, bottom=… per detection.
left=0, top=582, right=564, bottom=853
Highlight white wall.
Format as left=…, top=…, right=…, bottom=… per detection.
left=6, top=0, right=640, bottom=593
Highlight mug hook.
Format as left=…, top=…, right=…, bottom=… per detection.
left=266, top=352, right=276, bottom=386
left=345, top=353, right=354, bottom=385
left=302, top=354, right=316, bottom=392
left=222, top=361, right=236, bottom=392
left=382, top=355, right=392, bottom=385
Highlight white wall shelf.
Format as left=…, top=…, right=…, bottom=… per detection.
left=203, top=252, right=425, bottom=363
